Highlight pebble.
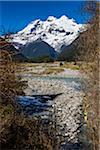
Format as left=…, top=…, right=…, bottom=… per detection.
left=23, top=76, right=84, bottom=149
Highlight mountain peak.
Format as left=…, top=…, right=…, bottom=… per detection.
left=12, top=15, right=85, bottom=52
left=60, top=15, right=68, bottom=20
left=31, top=19, right=41, bottom=24
left=47, top=16, right=57, bottom=21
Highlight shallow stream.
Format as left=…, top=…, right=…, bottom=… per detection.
left=17, top=75, right=83, bottom=119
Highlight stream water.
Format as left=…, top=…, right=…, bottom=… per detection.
left=17, top=75, right=83, bottom=118
left=17, top=95, right=54, bottom=119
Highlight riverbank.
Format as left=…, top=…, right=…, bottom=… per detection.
left=18, top=62, right=85, bottom=149
left=1, top=61, right=88, bottom=149
left=16, top=62, right=82, bottom=78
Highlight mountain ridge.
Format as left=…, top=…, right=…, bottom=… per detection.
left=11, top=15, right=85, bottom=53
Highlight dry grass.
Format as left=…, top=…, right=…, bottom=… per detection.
left=0, top=114, right=55, bottom=150
left=0, top=41, right=56, bottom=149
left=17, top=62, right=39, bottom=67
left=77, top=2, right=99, bottom=149
left=0, top=56, right=17, bottom=104
left=42, top=67, right=64, bottom=74
left=62, top=62, right=80, bottom=70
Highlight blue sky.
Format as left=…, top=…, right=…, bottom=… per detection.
left=0, top=1, right=91, bottom=35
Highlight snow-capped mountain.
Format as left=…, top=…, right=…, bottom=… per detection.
left=11, top=15, right=85, bottom=52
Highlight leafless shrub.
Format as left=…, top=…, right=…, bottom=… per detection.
left=0, top=36, right=55, bottom=149
left=76, top=1, right=99, bottom=150
left=0, top=36, right=23, bottom=146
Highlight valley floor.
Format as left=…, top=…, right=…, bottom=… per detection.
left=16, top=62, right=89, bottom=149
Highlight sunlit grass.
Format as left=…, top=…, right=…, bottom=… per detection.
left=62, top=62, right=80, bottom=70
left=42, top=67, right=64, bottom=74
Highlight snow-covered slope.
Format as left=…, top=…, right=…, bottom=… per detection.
left=11, top=15, right=85, bottom=52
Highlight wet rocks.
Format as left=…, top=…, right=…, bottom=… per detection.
left=22, top=77, right=84, bottom=149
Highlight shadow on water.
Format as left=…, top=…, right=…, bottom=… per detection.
left=17, top=93, right=62, bottom=117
